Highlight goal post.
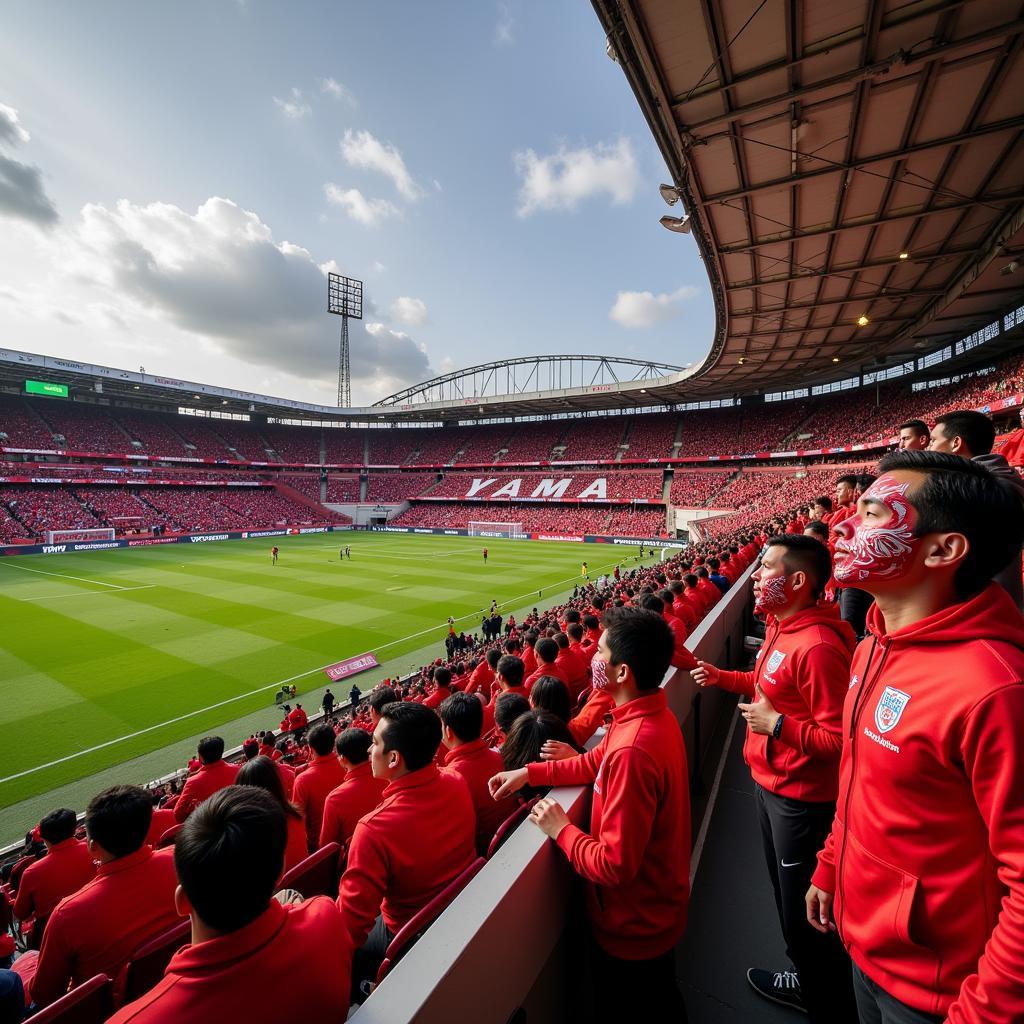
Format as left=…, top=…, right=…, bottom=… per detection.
left=45, top=528, right=116, bottom=544
left=467, top=521, right=525, bottom=540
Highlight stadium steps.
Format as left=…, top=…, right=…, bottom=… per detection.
left=416, top=474, right=445, bottom=497
left=22, top=397, right=58, bottom=445
left=671, top=413, right=685, bottom=457
left=271, top=479, right=337, bottom=517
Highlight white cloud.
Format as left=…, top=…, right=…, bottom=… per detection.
left=0, top=104, right=58, bottom=228
left=48, top=195, right=433, bottom=400
left=324, top=183, right=400, bottom=227
left=371, top=260, right=386, bottom=274
left=319, top=77, right=356, bottom=105
left=0, top=103, right=31, bottom=145
left=390, top=295, right=428, bottom=326
left=495, top=1, right=515, bottom=44
left=514, top=137, right=640, bottom=216
left=609, top=285, right=699, bottom=329
left=341, top=128, right=421, bottom=201
left=273, top=87, right=311, bottom=120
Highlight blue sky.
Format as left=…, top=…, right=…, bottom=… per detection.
left=0, top=0, right=715, bottom=405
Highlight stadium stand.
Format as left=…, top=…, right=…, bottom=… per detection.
left=668, top=469, right=733, bottom=506
left=321, top=428, right=366, bottom=465
left=363, top=473, right=433, bottom=502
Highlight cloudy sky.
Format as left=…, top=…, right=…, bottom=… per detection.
left=0, top=1, right=714, bottom=406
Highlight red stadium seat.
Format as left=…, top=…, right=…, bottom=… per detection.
left=375, top=857, right=486, bottom=985
left=28, top=973, right=114, bottom=1024
left=155, top=824, right=183, bottom=849
left=278, top=842, right=342, bottom=899
left=486, top=799, right=538, bottom=860
left=122, top=919, right=190, bottom=1004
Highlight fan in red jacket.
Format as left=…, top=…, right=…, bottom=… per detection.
left=13, top=809, right=95, bottom=925
left=490, top=607, right=689, bottom=1021
left=15, top=786, right=179, bottom=1009
left=291, top=724, right=346, bottom=851
left=174, top=737, right=239, bottom=821
left=339, top=701, right=476, bottom=1003
left=693, top=535, right=857, bottom=1021
left=439, top=692, right=518, bottom=855
left=807, top=452, right=1024, bottom=1024
left=319, top=728, right=386, bottom=849
left=107, top=786, right=351, bottom=1024
left=640, top=593, right=697, bottom=672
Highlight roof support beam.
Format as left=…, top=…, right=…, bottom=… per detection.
left=679, top=19, right=1024, bottom=135
left=733, top=290, right=944, bottom=317
left=700, top=116, right=1024, bottom=204
left=717, top=192, right=1024, bottom=256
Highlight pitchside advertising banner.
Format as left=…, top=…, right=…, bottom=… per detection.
left=323, top=652, right=379, bottom=683
left=368, top=525, right=679, bottom=545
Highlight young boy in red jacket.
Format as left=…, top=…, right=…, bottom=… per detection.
left=489, top=607, right=689, bottom=1022
left=806, top=450, right=1024, bottom=1024
left=693, top=535, right=857, bottom=1022
left=108, top=786, right=351, bottom=1023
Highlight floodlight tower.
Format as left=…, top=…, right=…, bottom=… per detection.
left=327, top=272, right=363, bottom=407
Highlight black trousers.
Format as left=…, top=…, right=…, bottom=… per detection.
left=351, top=914, right=395, bottom=1004
left=755, top=784, right=857, bottom=1024
left=588, top=940, right=688, bottom=1024
left=852, top=964, right=943, bottom=1024
left=839, top=587, right=874, bottom=641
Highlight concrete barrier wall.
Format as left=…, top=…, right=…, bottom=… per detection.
left=353, top=562, right=756, bottom=1023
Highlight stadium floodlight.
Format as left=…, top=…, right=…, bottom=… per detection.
left=659, top=183, right=682, bottom=206
left=327, top=273, right=363, bottom=408
left=660, top=214, right=691, bottom=234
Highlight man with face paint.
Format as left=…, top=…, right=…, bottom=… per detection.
left=489, top=607, right=689, bottom=1023
left=692, top=535, right=857, bottom=1021
left=807, top=450, right=1024, bottom=1024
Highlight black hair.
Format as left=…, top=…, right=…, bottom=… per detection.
left=496, top=654, right=525, bottom=688
left=368, top=686, right=398, bottom=714
left=335, top=727, right=372, bottom=764
left=765, top=534, right=833, bottom=600
left=439, top=691, right=483, bottom=743
left=487, top=648, right=502, bottom=668
left=640, top=594, right=666, bottom=615
left=236, top=755, right=301, bottom=819
left=804, top=520, right=829, bottom=540
left=434, top=666, right=452, bottom=688
left=242, top=738, right=259, bottom=760
left=899, top=419, right=929, bottom=438
left=582, top=614, right=599, bottom=630
left=684, top=573, right=699, bottom=587
left=601, top=607, right=674, bottom=691
left=501, top=710, right=582, bottom=773
left=857, top=473, right=877, bottom=493
left=836, top=474, right=858, bottom=488
left=379, top=701, right=441, bottom=772
left=39, top=808, right=78, bottom=845
left=567, top=622, right=584, bottom=642
left=85, top=785, right=152, bottom=858
left=814, top=495, right=834, bottom=511
left=553, top=632, right=570, bottom=650
left=535, top=637, right=559, bottom=663
left=934, top=410, right=996, bottom=457
left=197, top=736, right=225, bottom=763
left=529, top=676, right=572, bottom=724
left=175, top=786, right=285, bottom=933
left=306, top=722, right=336, bottom=757
left=494, top=692, right=530, bottom=734
left=877, top=449, right=1024, bottom=597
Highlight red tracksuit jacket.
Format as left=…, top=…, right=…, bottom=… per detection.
left=717, top=604, right=854, bottom=803
left=106, top=898, right=351, bottom=1023
left=528, top=689, right=689, bottom=959
left=812, top=585, right=1024, bottom=1021
left=174, top=760, right=239, bottom=821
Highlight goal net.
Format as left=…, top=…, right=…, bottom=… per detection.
left=468, top=521, right=525, bottom=540
left=45, top=528, right=116, bottom=544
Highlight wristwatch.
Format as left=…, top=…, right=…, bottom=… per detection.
left=772, top=714, right=785, bottom=740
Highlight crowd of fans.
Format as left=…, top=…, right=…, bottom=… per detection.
left=389, top=501, right=665, bottom=536
left=2, top=402, right=1023, bottom=1023
left=668, top=468, right=734, bottom=506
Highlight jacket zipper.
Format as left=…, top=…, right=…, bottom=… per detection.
left=836, top=635, right=891, bottom=936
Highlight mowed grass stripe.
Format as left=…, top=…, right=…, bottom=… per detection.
left=0, top=533, right=633, bottom=806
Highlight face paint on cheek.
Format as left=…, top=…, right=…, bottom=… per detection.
left=834, top=476, right=918, bottom=584
left=753, top=572, right=788, bottom=616
left=591, top=655, right=613, bottom=691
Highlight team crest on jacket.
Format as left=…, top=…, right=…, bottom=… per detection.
left=874, top=686, right=911, bottom=734
left=765, top=649, right=786, bottom=674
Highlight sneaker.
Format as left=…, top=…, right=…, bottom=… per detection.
left=746, top=967, right=806, bottom=1013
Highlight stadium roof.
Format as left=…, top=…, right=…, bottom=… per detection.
left=593, top=0, right=1024, bottom=395
left=3, top=2, right=1023, bottom=424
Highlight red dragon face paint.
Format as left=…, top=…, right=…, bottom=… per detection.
left=753, top=572, right=789, bottom=617
left=834, top=475, right=918, bottom=584
left=591, top=654, right=613, bottom=691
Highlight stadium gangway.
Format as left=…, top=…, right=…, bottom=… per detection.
left=352, top=562, right=755, bottom=1023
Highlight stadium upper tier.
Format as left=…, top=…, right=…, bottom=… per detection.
left=1, top=348, right=1021, bottom=466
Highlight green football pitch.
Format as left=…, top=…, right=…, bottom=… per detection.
left=0, top=532, right=641, bottom=817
